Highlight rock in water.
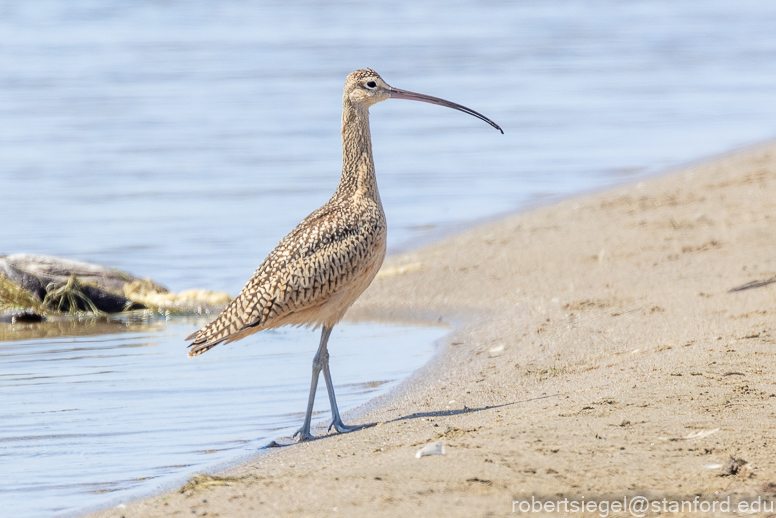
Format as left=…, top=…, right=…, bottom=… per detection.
left=0, top=254, right=231, bottom=316
left=2, top=254, right=142, bottom=293
left=0, top=259, right=47, bottom=300
left=0, top=254, right=143, bottom=314
left=0, top=309, right=45, bottom=323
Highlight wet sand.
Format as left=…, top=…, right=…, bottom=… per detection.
left=88, top=142, right=776, bottom=517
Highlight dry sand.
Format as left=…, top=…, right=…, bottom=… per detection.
left=88, top=142, right=776, bottom=517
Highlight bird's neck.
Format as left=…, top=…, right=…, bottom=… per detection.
left=335, top=97, right=381, bottom=204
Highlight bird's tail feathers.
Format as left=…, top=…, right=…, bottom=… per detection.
left=187, top=339, right=221, bottom=357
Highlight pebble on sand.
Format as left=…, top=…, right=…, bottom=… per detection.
left=415, top=441, right=445, bottom=459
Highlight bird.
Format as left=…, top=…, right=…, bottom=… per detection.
left=186, top=68, right=502, bottom=441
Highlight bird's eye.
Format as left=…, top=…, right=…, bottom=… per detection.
left=366, top=81, right=377, bottom=88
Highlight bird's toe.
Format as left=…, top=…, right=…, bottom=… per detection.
left=328, top=419, right=362, bottom=434
left=293, top=428, right=316, bottom=442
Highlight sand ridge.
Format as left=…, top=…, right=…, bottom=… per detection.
left=88, top=142, right=776, bottom=517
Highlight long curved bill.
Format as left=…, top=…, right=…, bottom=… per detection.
left=388, top=87, right=504, bottom=134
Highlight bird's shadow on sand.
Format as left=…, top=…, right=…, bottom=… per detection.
left=264, top=392, right=563, bottom=448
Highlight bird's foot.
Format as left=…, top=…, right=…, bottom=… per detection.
left=293, top=427, right=315, bottom=442
left=328, top=419, right=362, bottom=434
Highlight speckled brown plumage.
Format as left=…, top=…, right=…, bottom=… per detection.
left=187, top=69, right=388, bottom=357
left=187, top=69, right=501, bottom=442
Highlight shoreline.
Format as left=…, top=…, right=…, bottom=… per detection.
left=87, top=141, right=776, bottom=517
left=390, top=137, right=776, bottom=258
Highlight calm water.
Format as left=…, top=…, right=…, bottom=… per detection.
left=1, top=320, right=444, bottom=518
left=2, top=1, right=776, bottom=293
left=2, top=1, right=776, bottom=517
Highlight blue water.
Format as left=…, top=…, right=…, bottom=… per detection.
left=0, top=320, right=444, bottom=518
left=2, top=1, right=776, bottom=517
left=2, top=1, right=776, bottom=294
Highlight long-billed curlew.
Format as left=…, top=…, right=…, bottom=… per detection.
left=187, top=69, right=502, bottom=441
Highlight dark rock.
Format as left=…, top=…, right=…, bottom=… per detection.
left=0, top=309, right=46, bottom=324
left=1, top=254, right=153, bottom=314
left=39, top=281, right=145, bottom=313
left=3, top=254, right=155, bottom=294
left=79, top=285, right=145, bottom=313
left=0, top=259, right=47, bottom=300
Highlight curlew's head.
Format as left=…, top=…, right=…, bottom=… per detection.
left=344, top=68, right=503, bottom=134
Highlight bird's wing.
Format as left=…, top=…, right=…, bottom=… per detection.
left=187, top=202, right=383, bottom=357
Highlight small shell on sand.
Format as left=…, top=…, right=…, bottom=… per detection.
left=415, top=441, right=445, bottom=459
left=659, top=428, right=719, bottom=441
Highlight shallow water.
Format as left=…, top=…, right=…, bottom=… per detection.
left=2, top=1, right=776, bottom=294
left=3, top=1, right=776, bottom=517
left=0, top=319, right=445, bottom=518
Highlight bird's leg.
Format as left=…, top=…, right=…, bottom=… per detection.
left=293, top=326, right=332, bottom=441
left=319, top=326, right=361, bottom=434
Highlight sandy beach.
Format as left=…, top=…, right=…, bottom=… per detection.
left=88, top=142, right=776, bottom=517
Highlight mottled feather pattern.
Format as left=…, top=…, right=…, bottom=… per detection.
left=186, top=68, right=500, bottom=444
left=187, top=69, right=388, bottom=358
left=187, top=195, right=385, bottom=356
left=347, top=68, right=378, bottom=83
